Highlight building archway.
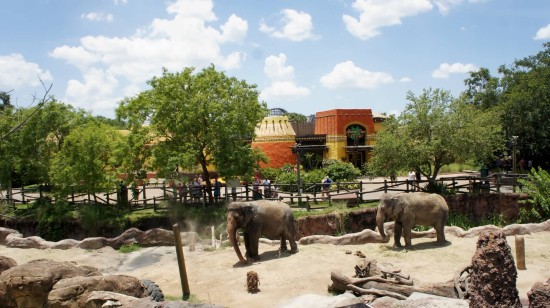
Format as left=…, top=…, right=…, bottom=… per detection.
left=345, top=124, right=366, bottom=168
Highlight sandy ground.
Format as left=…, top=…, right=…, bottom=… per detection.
left=1, top=231, right=549, bottom=308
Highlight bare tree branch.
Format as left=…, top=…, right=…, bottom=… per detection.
left=0, top=79, right=53, bottom=142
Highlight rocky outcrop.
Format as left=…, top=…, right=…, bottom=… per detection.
left=0, top=227, right=199, bottom=250
left=0, top=256, right=16, bottom=274
left=528, top=278, right=550, bottom=308
left=48, top=275, right=148, bottom=307
left=467, top=231, right=521, bottom=307
left=0, top=259, right=101, bottom=308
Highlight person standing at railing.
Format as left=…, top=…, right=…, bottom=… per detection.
left=322, top=176, right=332, bottom=198
left=408, top=170, right=416, bottom=191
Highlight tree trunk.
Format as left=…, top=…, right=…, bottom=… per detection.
left=329, top=271, right=457, bottom=299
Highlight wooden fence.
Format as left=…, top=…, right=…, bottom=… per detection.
left=0, top=173, right=528, bottom=213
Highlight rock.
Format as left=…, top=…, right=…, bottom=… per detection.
left=527, top=278, right=550, bottom=308
left=467, top=231, right=521, bottom=307
left=85, top=291, right=157, bottom=308
left=0, top=259, right=101, bottom=308
left=0, top=256, right=17, bottom=274
left=48, top=274, right=148, bottom=307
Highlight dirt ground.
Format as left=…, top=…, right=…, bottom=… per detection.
left=1, top=231, right=549, bottom=308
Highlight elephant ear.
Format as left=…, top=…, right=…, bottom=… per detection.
left=389, top=195, right=404, bottom=219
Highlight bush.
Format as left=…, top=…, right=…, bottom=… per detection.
left=519, top=167, right=550, bottom=220
left=322, top=159, right=360, bottom=182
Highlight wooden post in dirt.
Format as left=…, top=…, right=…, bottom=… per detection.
left=515, top=235, right=526, bottom=270
left=172, top=223, right=190, bottom=297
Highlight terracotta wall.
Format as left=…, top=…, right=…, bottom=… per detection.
left=252, top=141, right=296, bottom=169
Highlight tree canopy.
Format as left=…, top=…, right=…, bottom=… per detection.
left=368, top=88, right=503, bottom=181
left=116, top=65, right=268, bottom=205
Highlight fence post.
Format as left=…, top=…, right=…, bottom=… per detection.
left=313, top=184, right=317, bottom=204
left=306, top=196, right=310, bottom=211
left=359, top=181, right=363, bottom=202
left=39, top=184, right=43, bottom=200
left=245, top=183, right=249, bottom=201
left=142, top=183, right=147, bottom=206
left=384, top=179, right=388, bottom=193
left=154, top=197, right=157, bottom=212
left=163, top=182, right=167, bottom=199
left=337, top=182, right=340, bottom=194
left=496, top=173, right=501, bottom=193
left=21, top=186, right=25, bottom=204
left=290, top=191, right=294, bottom=205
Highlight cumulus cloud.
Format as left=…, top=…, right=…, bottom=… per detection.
left=0, top=53, right=53, bottom=89
left=81, top=12, right=114, bottom=22
left=114, top=0, right=127, bottom=5
left=260, top=9, right=319, bottom=41
left=260, top=54, right=310, bottom=102
left=342, top=0, right=487, bottom=40
left=50, top=0, right=248, bottom=113
left=343, top=0, right=433, bottom=40
left=534, top=24, right=550, bottom=40
left=320, top=61, right=394, bottom=89
left=432, top=62, right=479, bottom=79
left=65, top=68, right=120, bottom=114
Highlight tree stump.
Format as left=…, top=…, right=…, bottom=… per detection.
left=246, top=271, right=260, bottom=293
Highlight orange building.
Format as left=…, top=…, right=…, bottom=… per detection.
left=252, top=108, right=385, bottom=169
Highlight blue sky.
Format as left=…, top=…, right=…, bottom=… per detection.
left=1, top=0, right=549, bottom=118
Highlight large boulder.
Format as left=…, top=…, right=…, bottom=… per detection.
left=527, top=278, right=550, bottom=308
left=467, top=231, right=521, bottom=307
left=47, top=274, right=148, bottom=307
left=0, top=256, right=17, bottom=274
left=0, top=259, right=100, bottom=308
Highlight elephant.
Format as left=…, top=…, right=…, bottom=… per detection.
left=376, top=192, right=449, bottom=249
left=226, top=200, right=298, bottom=263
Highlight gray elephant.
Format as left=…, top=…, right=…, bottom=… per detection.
left=376, top=192, right=449, bottom=249
left=226, top=200, right=298, bottom=263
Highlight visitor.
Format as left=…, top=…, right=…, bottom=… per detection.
left=322, top=176, right=332, bottom=198
left=213, top=178, right=221, bottom=202
left=252, top=177, right=262, bottom=200
left=408, top=170, right=416, bottom=191
left=191, top=178, right=202, bottom=202
left=262, top=178, right=271, bottom=198
left=415, top=169, right=422, bottom=192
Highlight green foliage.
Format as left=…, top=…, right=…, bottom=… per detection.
left=260, top=167, right=280, bottom=182
left=498, top=42, right=550, bottom=162
left=322, top=160, right=360, bottom=182
left=116, top=65, right=268, bottom=205
left=369, top=88, right=503, bottom=181
left=33, top=200, right=74, bottom=241
left=118, top=243, right=141, bottom=253
left=446, top=212, right=507, bottom=230
left=49, top=121, right=126, bottom=197
left=286, top=112, right=307, bottom=123
left=519, top=167, right=550, bottom=220
left=420, top=181, right=455, bottom=195
left=77, top=204, right=128, bottom=236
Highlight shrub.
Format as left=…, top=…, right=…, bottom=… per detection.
left=519, top=167, right=550, bottom=220
left=322, top=160, right=360, bottom=182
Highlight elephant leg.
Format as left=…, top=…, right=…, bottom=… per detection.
left=279, top=234, right=288, bottom=252
left=394, top=221, right=403, bottom=247
left=402, top=222, right=414, bottom=249
left=243, top=232, right=253, bottom=260
left=247, top=228, right=261, bottom=261
left=435, top=223, right=446, bottom=245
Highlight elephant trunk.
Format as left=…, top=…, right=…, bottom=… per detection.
left=376, top=208, right=386, bottom=239
left=227, top=224, right=246, bottom=263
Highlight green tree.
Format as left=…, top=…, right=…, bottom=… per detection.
left=49, top=121, right=126, bottom=201
left=116, top=65, right=267, bottom=205
left=462, top=67, right=501, bottom=109
left=369, top=88, right=503, bottom=181
left=287, top=112, right=307, bottom=123
left=498, top=42, right=550, bottom=164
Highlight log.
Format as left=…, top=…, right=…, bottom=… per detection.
left=347, top=284, right=407, bottom=300
left=331, top=270, right=457, bottom=298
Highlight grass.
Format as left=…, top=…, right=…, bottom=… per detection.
left=293, top=200, right=377, bottom=219
left=118, top=243, right=141, bottom=253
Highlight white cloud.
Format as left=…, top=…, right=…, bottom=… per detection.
left=260, top=54, right=310, bottom=102
left=49, top=0, right=248, bottom=114
left=81, top=12, right=114, bottom=22
left=114, top=0, right=127, bottom=5
left=534, top=24, right=550, bottom=40
left=320, top=61, right=394, bottom=89
left=432, top=62, right=479, bottom=79
left=264, top=54, right=294, bottom=81
left=343, top=0, right=433, bottom=40
left=0, top=53, right=53, bottom=89
left=65, top=68, right=120, bottom=114
left=259, top=9, right=319, bottom=41
left=400, top=77, right=412, bottom=83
